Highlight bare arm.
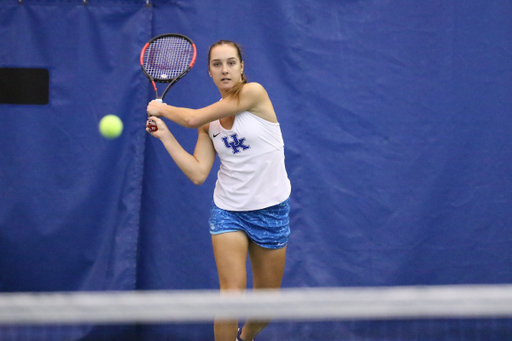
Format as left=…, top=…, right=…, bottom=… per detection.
left=146, top=82, right=277, bottom=129
left=147, top=117, right=216, bottom=185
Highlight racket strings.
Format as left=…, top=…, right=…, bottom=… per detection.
left=143, top=37, right=193, bottom=81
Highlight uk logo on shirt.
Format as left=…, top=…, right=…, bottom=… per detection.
left=222, top=134, right=250, bottom=154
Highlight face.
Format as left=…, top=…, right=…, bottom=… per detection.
left=208, top=44, right=244, bottom=93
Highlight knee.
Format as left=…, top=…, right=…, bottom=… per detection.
left=219, top=281, right=246, bottom=291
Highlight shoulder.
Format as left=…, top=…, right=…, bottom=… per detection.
left=241, top=83, right=277, bottom=123
left=244, top=82, right=265, bottom=90
left=241, top=82, right=267, bottom=97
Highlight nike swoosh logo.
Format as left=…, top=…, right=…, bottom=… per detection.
left=213, top=133, right=220, bottom=137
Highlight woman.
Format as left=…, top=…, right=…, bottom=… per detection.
left=146, top=40, right=291, bottom=341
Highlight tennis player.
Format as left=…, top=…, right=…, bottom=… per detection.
left=146, top=40, right=291, bottom=341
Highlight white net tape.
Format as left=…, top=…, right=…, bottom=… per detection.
left=1, top=284, right=512, bottom=325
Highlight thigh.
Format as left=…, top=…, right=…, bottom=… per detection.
left=248, top=243, right=287, bottom=289
left=212, top=231, right=250, bottom=290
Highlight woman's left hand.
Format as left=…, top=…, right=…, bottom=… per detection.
left=146, top=116, right=171, bottom=139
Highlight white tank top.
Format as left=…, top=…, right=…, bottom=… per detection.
left=209, top=111, right=291, bottom=211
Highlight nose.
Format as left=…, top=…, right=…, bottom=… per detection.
left=221, top=63, right=228, bottom=74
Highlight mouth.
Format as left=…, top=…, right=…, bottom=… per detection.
left=221, top=78, right=231, bottom=82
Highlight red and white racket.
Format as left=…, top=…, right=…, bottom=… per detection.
left=140, top=33, right=197, bottom=131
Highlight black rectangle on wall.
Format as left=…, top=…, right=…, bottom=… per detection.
left=0, top=67, right=49, bottom=105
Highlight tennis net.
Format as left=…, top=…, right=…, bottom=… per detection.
left=1, top=284, right=511, bottom=340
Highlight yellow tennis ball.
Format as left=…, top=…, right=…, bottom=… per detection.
left=99, top=115, right=123, bottom=139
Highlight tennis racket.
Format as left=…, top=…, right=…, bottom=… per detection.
left=140, top=33, right=197, bottom=131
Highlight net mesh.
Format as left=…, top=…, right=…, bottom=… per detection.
left=1, top=284, right=511, bottom=340
left=142, top=36, right=194, bottom=81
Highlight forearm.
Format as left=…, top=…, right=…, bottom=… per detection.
left=159, top=134, right=208, bottom=185
left=158, top=105, right=197, bottom=128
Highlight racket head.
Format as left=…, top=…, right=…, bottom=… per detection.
left=140, top=33, right=197, bottom=84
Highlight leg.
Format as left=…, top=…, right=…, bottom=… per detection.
left=212, top=231, right=249, bottom=341
left=240, top=243, right=287, bottom=341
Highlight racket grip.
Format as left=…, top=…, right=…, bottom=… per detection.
left=148, top=98, right=162, bottom=131
left=148, top=121, right=158, bottom=131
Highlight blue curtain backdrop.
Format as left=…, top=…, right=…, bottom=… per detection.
left=0, top=0, right=511, bottom=340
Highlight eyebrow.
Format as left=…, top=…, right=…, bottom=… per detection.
left=210, top=57, right=238, bottom=63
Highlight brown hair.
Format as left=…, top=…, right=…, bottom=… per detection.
left=208, top=40, right=247, bottom=102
